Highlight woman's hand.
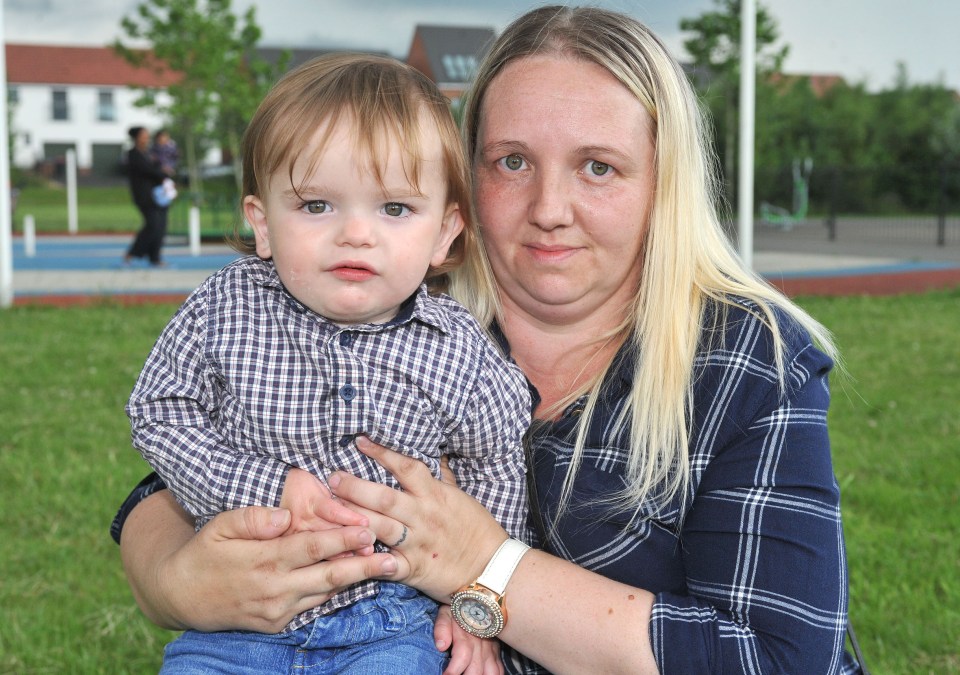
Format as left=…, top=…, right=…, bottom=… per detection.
left=328, top=437, right=509, bottom=602
left=120, top=489, right=398, bottom=633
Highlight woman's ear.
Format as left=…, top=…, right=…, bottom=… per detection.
left=243, top=195, right=272, bottom=259
left=430, top=203, right=466, bottom=267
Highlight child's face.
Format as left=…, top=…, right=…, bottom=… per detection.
left=244, top=114, right=463, bottom=325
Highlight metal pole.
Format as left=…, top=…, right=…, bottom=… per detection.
left=67, top=149, right=78, bottom=234
left=189, top=205, right=201, bottom=256
left=24, top=214, right=36, bottom=257
left=0, top=3, right=15, bottom=308
left=738, top=0, right=757, bottom=269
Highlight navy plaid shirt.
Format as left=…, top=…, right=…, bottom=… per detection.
left=126, top=256, right=531, bottom=631
left=505, top=298, right=862, bottom=674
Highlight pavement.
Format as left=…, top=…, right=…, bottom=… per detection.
left=6, top=231, right=960, bottom=305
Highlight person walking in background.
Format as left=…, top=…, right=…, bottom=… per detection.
left=124, top=126, right=170, bottom=267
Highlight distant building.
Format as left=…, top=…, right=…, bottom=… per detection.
left=406, top=24, right=496, bottom=104
left=5, top=43, right=180, bottom=180
left=768, top=72, right=848, bottom=98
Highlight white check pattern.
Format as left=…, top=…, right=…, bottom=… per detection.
left=506, top=299, right=862, bottom=674
left=127, top=256, right=531, bottom=631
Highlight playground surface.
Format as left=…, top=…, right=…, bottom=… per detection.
left=7, top=231, right=960, bottom=306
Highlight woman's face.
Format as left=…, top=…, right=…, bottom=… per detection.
left=473, top=55, right=656, bottom=327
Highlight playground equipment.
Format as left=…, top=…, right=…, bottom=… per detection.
left=761, top=157, right=812, bottom=230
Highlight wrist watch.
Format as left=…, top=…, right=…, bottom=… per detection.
left=450, top=538, right=530, bottom=638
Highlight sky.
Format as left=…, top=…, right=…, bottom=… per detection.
left=3, top=0, right=959, bottom=93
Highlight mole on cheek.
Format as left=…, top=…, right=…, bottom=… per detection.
left=627, top=594, right=635, bottom=601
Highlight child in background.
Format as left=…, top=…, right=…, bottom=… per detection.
left=150, top=129, right=179, bottom=176
left=126, top=54, right=531, bottom=673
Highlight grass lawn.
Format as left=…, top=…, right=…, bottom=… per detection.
left=13, top=184, right=240, bottom=237
left=1, top=290, right=958, bottom=673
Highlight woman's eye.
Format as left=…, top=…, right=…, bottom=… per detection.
left=587, top=160, right=611, bottom=176
left=304, top=200, right=329, bottom=214
left=383, top=202, right=410, bottom=217
left=501, top=154, right=525, bottom=171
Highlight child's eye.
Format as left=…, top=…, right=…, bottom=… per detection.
left=304, top=200, right=330, bottom=214
left=383, top=202, right=411, bottom=217
left=499, top=154, right=526, bottom=171
left=585, top=160, right=612, bottom=177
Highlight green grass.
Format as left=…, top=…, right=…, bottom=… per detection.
left=13, top=184, right=240, bottom=237
left=1, top=291, right=958, bottom=673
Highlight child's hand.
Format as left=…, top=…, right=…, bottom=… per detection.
left=279, top=468, right=370, bottom=543
left=435, top=605, right=504, bottom=675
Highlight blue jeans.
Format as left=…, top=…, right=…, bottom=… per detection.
left=160, top=582, right=447, bottom=674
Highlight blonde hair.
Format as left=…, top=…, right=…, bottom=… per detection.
left=232, top=53, right=477, bottom=283
left=456, top=6, right=838, bottom=518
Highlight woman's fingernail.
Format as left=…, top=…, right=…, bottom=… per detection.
left=328, top=473, right=341, bottom=489
left=382, top=556, right=398, bottom=574
left=358, top=529, right=373, bottom=545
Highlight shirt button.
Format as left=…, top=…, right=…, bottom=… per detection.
left=338, top=435, right=354, bottom=447
left=339, top=333, right=353, bottom=347
left=339, top=384, right=357, bottom=401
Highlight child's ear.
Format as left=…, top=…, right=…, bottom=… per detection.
left=243, top=195, right=272, bottom=259
left=430, top=203, right=466, bottom=267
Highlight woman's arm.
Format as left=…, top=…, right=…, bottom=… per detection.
left=329, top=438, right=659, bottom=675
left=119, top=488, right=398, bottom=633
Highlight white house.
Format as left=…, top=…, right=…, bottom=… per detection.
left=5, top=44, right=178, bottom=181
left=3, top=29, right=499, bottom=184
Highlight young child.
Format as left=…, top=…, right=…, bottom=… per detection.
left=150, top=128, right=179, bottom=176
left=126, top=54, right=531, bottom=673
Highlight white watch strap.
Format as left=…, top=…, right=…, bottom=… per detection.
left=475, top=538, right=530, bottom=595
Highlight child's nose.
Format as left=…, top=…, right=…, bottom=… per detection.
left=337, top=214, right=376, bottom=246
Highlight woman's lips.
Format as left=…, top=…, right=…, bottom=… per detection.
left=525, top=243, right=579, bottom=263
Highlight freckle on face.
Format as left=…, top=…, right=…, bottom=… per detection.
left=627, top=594, right=635, bottom=600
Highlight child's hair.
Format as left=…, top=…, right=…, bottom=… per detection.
left=231, top=53, right=472, bottom=283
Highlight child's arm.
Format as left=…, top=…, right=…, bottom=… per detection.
left=446, top=345, right=533, bottom=542
left=127, top=290, right=293, bottom=523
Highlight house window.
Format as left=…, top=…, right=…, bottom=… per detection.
left=441, top=54, right=478, bottom=81
left=52, top=89, right=69, bottom=121
left=97, top=89, right=116, bottom=122
left=7, top=86, right=18, bottom=105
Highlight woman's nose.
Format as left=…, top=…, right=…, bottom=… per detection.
left=528, top=169, right=573, bottom=230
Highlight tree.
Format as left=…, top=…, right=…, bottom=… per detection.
left=681, top=0, right=788, bottom=206
left=114, top=0, right=284, bottom=203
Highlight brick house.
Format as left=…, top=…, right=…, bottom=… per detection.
left=405, top=24, right=495, bottom=105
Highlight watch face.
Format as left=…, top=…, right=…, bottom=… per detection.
left=452, top=588, right=504, bottom=639
left=459, top=597, right=494, bottom=631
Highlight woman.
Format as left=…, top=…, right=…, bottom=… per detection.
left=115, top=6, right=860, bottom=673
left=124, top=126, right=170, bottom=266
